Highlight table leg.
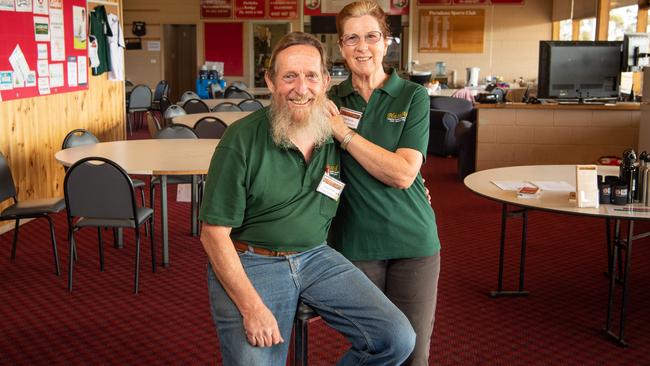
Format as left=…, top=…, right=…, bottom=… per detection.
left=490, top=203, right=530, bottom=298
left=161, top=175, right=169, bottom=267
left=605, top=219, right=635, bottom=347
left=191, top=175, right=198, bottom=236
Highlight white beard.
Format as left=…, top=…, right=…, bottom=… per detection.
left=269, top=94, right=332, bottom=149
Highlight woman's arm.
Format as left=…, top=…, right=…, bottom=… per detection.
left=328, top=89, right=429, bottom=189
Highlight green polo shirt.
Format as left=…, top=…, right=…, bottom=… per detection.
left=199, top=108, right=341, bottom=252
left=328, top=70, right=440, bottom=261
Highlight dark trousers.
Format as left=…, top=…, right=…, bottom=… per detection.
left=354, top=253, right=440, bottom=366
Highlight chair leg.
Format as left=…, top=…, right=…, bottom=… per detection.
left=127, top=112, right=133, bottom=136
left=140, top=187, right=149, bottom=237
left=68, top=231, right=76, bottom=292
left=10, top=219, right=19, bottom=261
left=46, top=216, right=60, bottom=276
left=134, top=228, right=141, bottom=294
left=150, top=216, right=156, bottom=273
left=98, top=228, right=104, bottom=271
left=294, top=318, right=309, bottom=366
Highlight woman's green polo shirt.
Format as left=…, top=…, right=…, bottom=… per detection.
left=199, top=109, right=341, bottom=252
left=328, top=71, right=441, bottom=261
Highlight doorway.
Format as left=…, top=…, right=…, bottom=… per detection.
left=250, top=23, right=291, bottom=87
left=163, top=25, right=197, bottom=102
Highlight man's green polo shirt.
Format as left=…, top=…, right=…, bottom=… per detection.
left=328, top=70, right=441, bottom=261
left=199, top=108, right=341, bottom=252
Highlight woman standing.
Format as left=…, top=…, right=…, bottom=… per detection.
left=328, top=1, right=441, bottom=365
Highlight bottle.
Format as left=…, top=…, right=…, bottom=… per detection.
left=619, top=149, right=638, bottom=203
left=639, top=151, right=648, bottom=203
left=199, top=65, right=208, bottom=80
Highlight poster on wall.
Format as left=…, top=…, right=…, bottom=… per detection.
left=0, top=0, right=14, bottom=11
left=0, top=0, right=88, bottom=101
left=305, top=0, right=406, bottom=15
left=269, top=0, right=298, bottom=18
left=419, top=8, right=485, bottom=53
left=235, top=0, right=264, bottom=18
left=72, top=6, right=86, bottom=49
left=201, top=0, right=233, bottom=18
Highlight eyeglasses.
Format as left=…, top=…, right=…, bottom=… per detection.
left=340, top=31, right=383, bottom=47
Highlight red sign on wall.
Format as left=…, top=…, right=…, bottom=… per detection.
left=269, top=0, right=298, bottom=18
left=201, top=0, right=233, bottom=19
left=453, top=0, right=487, bottom=4
left=235, top=0, right=264, bottom=18
left=489, top=0, right=524, bottom=3
left=418, top=0, right=452, bottom=4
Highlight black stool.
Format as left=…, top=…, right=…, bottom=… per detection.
left=292, top=301, right=319, bottom=366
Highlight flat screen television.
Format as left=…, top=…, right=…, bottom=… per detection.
left=537, top=41, right=623, bottom=99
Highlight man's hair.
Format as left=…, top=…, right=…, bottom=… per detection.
left=335, top=0, right=391, bottom=43
left=266, top=32, right=329, bottom=81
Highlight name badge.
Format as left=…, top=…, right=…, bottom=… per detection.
left=340, top=107, right=362, bottom=130
left=317, top=172, right=345, bottom=201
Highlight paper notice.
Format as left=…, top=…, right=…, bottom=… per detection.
left=48, top=63, right=64, bottom=87
left=34, top=16, right=50, bottom=42
left=33, top=0, right=48, bottom=15
left=77, top=56, right=87, bottom=85
left=49, top=9, right=65, bottom=61
left=9, top=45, right=30, bottom=81
left=37, top=60, right=49, bottom=76
left=25, top=71, right=36, bottom=87
left=38, top=77, right=50, bottom=94
left=37, top=43, right=48, bottom=59
left=0, top=0, right=15, bottom=11
left=0, top=71, right=12, bottom=90
left=67, top=56, right=77, bottom=87
left=16, top=0, right=31, bottom=12
left=12, top=71, right=24, bottom=88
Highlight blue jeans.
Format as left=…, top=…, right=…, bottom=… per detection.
left=207, top=243, right=415, bottom=366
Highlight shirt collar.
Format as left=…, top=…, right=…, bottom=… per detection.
left=334, top=68, right=402, bottom=98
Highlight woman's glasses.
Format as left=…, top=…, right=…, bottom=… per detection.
left=340, top=31, right=383, bottom=46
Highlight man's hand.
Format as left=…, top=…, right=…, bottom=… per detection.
left=242, top=305, right=285, bottom=347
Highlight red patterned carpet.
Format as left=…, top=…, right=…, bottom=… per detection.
left=1, top=131, right=650, bottom=364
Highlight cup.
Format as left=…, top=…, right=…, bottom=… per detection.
left=598, top=182, right=611, bottom=204
left=612, top=184, right=628, bottom=205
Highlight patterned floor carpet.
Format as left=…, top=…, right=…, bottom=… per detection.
left=1, top=130, right=650, bottom=364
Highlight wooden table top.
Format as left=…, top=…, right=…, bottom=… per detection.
left=55, top=139, right=219, bottom=176
left=464, top=164, right=650, bottom=220
left=172, top=111, right=252, bottom=128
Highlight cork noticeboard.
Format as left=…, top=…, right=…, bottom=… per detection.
left=418, top=8, right=485, bottom=53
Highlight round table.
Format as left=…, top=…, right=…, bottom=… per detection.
left=464, top=164, right=650, bottom=346
left=55, top=139, right=219, bottom=267
left=172, top=111, right=252, bottom=128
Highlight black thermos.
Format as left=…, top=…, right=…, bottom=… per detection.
left=619, top=149, right=637, bottom=204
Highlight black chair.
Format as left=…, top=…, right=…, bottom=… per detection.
left=146, top=111, right=162, bottom=138
left=211, top=102, right=242, bottom=112
left=163, top=105, right=187, bottom=126
left=125, top=80, right=134, bottom=88
left=182, top=98, right=210, bottom=114
left=193, top=117, right=228, bottom=139
left=428, top=109, right=461, bottom=157
left=127, top=84, right=152, bottom=135
left=224, top=86, right=253, bottom=99
left=0, top=152, right=64, bottom=276
left=151, top=126, right=201, bottom=235
left=292, top=302, right=320, bottom=366
left=428, top=96, right=477, bottom=179
left=180, top=91, right=200, bottom=103
left=62, top=129, right=149, bottom=236
left=64, top=157, right=155, bottom=293
left=238, top=99, right=264, bottom=112
left=151, top=80, right=170, bottom=111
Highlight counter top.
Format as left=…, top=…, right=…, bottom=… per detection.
left=475, top=102, right=640, bottom=111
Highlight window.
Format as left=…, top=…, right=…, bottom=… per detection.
left=579, top=18, right=596, bottom=40
left=559, top=19, right=573, bottom=40
left=608, top=5, right=638, bottom=40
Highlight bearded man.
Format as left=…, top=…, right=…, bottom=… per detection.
left=199, top=32, right=415, bottom=366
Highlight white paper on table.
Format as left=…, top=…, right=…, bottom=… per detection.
left=33, top=0, right=48, bottom=15
left=529, top=181, right=576, bottom=192
left=67, top=56, right=77, bottom=87
left=0, top=71, right=12, bottom=90
left=9, top=45, right=30, bottom=81
left=491, top=180, right=537, bottom=191
left=38, top=76, right=50, bottom=94
left=77, top=56, right=87, bottom=85
left=15, top=0, right=31, bottom=12
left=25, top=71, right=36, bottom=87
left=37, top=43, right=48, bottom=59
left=48, top=63, right=64, bottom=87
left=33, top=16, right=50, bottom=42
left=37, top=60, right=49, bottom=76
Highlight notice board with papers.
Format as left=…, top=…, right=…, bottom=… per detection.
left=0, top=0, right=89, bottom=101
left=418, top=8, right=485, bottom=53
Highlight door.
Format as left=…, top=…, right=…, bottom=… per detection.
left=163, top=25, right=197, bottom=102
left=250, top=23, right=291, bottom=87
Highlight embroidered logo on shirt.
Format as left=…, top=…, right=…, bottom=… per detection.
left=386, top=111, right=407, bottom=123
left=325, top=164, right=340, bottom=180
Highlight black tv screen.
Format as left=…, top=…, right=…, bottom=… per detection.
left=537, top=41, right=623, bottom=99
